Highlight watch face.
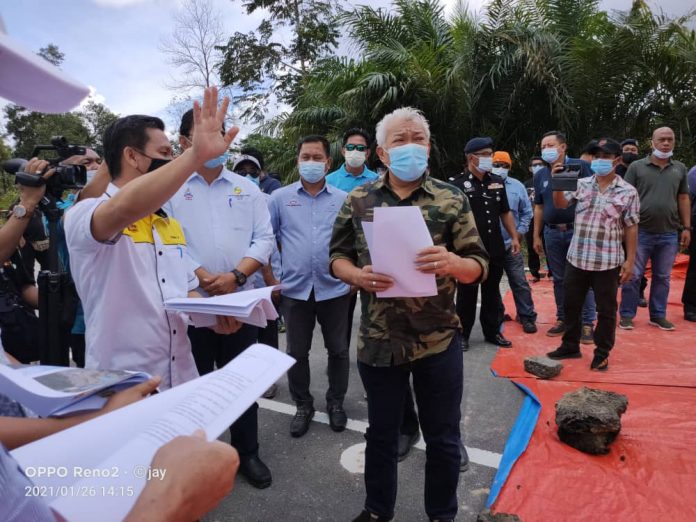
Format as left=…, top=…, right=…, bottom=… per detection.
left=13, top=205, right=26, bottom=218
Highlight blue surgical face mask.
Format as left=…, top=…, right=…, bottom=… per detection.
left=298, top=161, right=326, bottom=183
left=248, top=175, right=260, bottom=186
left=476, top=157, right=493, bottom=172
left=492, top=167, right=509, bottom=178
left=541, top=148, right=559, bottom=163
left=652, top=148, right=673, bottom=160
left=204, top=151, right=229, bottom=169
left=531, top=164, right=544, bottom=175
left=387, top=143, right=428, bottom=182
left=591, top=158, right=614, bottom=176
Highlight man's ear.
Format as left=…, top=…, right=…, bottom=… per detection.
left=123, top=146, right=140, bottom=170
left=325, top=157, right=332, bottom=172
left=376, top=146, right=389, bottom=166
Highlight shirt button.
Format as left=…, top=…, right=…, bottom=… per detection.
left=161, top=278, right=166, bottom=283
left=488, top=229, right=492, bottom=233
left=172, top=356, right=176, bottom=361
left=159, top=251, right=163, bottom=256
left=173, top=329, right=177, bottom=335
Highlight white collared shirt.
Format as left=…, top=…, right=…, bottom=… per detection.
left=65, top=184, right=199, bottom=389
left=163, top=168, right=275, bottom=287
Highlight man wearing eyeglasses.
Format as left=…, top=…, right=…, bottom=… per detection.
left=326, top=128, right=378, bottom=193
left=449, top=137, right=520, bottom=351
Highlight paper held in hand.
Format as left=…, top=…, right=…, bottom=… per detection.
left=362, top=206, right=437, bottom=298
left=0, top=364, right=151, bottom=417
left=12, top=344, right=294, bottom=522
left=164, top=285, right=279, bottom=328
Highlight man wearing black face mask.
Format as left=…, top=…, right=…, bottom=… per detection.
left=616, top=139, right=640, bottom=178
left=65, top=89, right=242, bottom=391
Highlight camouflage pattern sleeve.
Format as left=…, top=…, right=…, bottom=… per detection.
left=329, top=194, right=358, bottom=271
left=452, top=193, right=490, bottom=283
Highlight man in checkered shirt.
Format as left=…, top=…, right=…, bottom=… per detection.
left=546, top=138, right=640, bottom=371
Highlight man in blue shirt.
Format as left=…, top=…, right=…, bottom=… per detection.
left=684, top=165, right=696, bottom=321
left=533, top=130, right=596, bottom=341
left=164, top=109, right=276, bottom=490
left=269, top=135, right=351, bottom=438
left=326, top=128, right=379, bottom=193
left=493, top=151, right=537, bottom=333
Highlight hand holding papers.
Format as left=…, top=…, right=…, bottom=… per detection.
left=164, top=286, right=279, bottom=328
left=363, top=206, right=438, bottom=298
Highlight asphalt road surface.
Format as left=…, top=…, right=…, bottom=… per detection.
left=207, top=291, right=524, bottom=522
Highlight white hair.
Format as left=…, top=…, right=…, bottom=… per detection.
left=375, top=107, right=431, bottom=147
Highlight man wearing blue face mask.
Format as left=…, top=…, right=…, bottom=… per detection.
left=163, top=108, right=276, bottom=489
left=449, top=137, right=520, bottom=350
left=526, top=156, right=546, bottom=281
left=532, top=130, right=597, bottom=341
left=548, top=139, right=639, bottom=371
left=268, top=135, right=352, bottom=438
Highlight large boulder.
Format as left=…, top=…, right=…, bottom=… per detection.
left=524, top=356, right=563, bottom=379
left=555, top=387, right=628, bottom=455
left=477, top=510, right=522, bottom=522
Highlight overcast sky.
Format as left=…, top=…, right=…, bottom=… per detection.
left=1, top=0, right=693, bottom=134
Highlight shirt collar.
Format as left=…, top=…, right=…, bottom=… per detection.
left=373, top=172, right=435, bottom=196
left=648, top=154, right=674, bottom=167
left=340, top=163, right=367, bottom=178
left=295, top=179, right=332, bottom=196
left=105, top=183, right=167, bottom=220
left=190, top=166, right=236, bottom=185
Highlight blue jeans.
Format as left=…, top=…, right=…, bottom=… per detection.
left=544, top=226, right=596, bottom=324
left=358, top=335, right=462, bottom=520
left=620, top=230, right=679, bottom=319
left=502, top=246, right=537, bottom=321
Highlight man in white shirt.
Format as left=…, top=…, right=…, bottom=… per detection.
left=65, top=87, right=240, bottom=391
left=162, top=108, right=275, bottom=489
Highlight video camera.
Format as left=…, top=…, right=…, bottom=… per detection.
left=550, top=163, right=581, bottom=192
left=2, top=136, right=88, bottom=199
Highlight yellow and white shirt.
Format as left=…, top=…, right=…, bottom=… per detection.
left=65, top=184, right=199, bottom=389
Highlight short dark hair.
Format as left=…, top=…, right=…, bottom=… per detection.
left=529, top=156, right=543, bottom=164
left=542, top=130, right=567, bottom=144
left=240, top=147, right=264, bottom=169
left=297, top=135, right=330, bottom=157
left=103, top=115, right=165, bottom=179
left=178, top=107, right=226, bottom=138
left=621, top=138, right=638, bottom=148
left=342, top=128, right=371, bottom=147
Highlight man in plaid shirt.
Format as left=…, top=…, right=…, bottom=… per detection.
left=547, top=139, right=640, bottom=370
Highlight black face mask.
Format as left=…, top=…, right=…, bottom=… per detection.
left=622, top=152, right=639, bottom=165
left=147, top=157, right=171, bottom=173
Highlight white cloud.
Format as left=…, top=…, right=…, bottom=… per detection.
left=90, top=0, right=152, bottom=7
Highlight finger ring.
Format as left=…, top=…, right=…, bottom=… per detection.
left=434, top=261, right=438, bottom=268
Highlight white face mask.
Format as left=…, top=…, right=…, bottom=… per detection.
left=652, top=148, right=673, bottom=160
left=492, top=167, right=509, bottom=178
left=344, top=150, right=366, bottom=169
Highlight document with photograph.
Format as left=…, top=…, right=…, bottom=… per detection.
left=12, top=344, right=294, bottom=522
left=0, top=364, right=151, bottom=417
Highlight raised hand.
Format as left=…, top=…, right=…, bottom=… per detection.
left=191, top=86, right=240, bottom=165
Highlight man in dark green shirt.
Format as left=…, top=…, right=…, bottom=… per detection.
left=619, top=127, right=692, bottom=330
left=330, top=107, right=488, bottom=522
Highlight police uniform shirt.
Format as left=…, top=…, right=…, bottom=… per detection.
left=449, top=171, right=510, bottom=260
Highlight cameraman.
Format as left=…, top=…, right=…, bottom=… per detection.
left=0, top=160, right=55, bottom=363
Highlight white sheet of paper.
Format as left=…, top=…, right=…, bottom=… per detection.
left=371, top=206, right=437, bottom=298
left=12, top=344, right=294, bottom=522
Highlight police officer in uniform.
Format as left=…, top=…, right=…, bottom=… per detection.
left=449, top=137, right=520, bottom=350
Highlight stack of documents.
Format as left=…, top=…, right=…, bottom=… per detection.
left=164, top=286, right=279, bottom=328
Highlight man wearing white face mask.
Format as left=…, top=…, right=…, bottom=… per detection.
left=326, top=128, right=378, bottom=192
left=549, top=138, right=639, bottom=370
left=269, top=135, right=351, bottom=438
left=619, top=126, right=691, bottom=331
left=492, top=151, right=537, bottom=334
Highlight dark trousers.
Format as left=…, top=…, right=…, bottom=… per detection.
left=346, top=292, right=358, bottom=348
left=457, top=260, right=504, bottom=340
left=683, top=236, right=696, bottom=313
left=187, top=324, right=259, bottom=456
left=358, top=336, right=463, bottom=519
left=526, top=218, right=541, bottom=275
left=281, top=291, right=351, bottom=408
left=561, top=264, right=620, bottom=359
left=70, top=333, right=85, bottom=368
left=400, top=381, right=419, bottom=435
left=258, top=301, right=280, bottom=349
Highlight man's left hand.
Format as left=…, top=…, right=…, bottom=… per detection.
left=416, top=246, right=454, bottom=276
left=680, top=229, right=691, bottom=249
left=619, top=261, right=634, bottom=284
left=201, top=273, right=238, bottom=295
left=510, top=237, right=521, bottom=255
left=213, top=315, right=242, bottom=334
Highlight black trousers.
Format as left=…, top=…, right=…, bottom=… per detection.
left=70, top=333, right=85, bottom=368
left=281, top=291, right=351, bottom=408
left=346, top=292, right=358, bottom=348
left=683, top=236, right=696, bottom=313
left=526, top=218, right=540, bottom=275
left=560, top=264, right=620, bottom=359
left=187, top=324, right=259, bottom=456
left=457, top=260, right=504, bottom=340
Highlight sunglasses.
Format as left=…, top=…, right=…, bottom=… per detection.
left=345, top=144, right=367, bottom=152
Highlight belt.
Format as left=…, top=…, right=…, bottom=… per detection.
left=547, top=223, right=574, bottom=231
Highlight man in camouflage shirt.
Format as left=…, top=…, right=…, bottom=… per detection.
left=330, top=107, right=489, bottom=522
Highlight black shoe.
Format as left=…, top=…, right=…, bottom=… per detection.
left=485, top=333, right=512, bottom=348
left=460, top=440, right=470, bottom=473
left=547, top=347, right=582, bottom=359
left=328, top=404, right=347, bottom=432
left=290, top=406, right=315, bottom=437
left=239, top=454, right=272, bottom=489
left=522, top=320, right=538, bottom=334
left=502, top=313, right=513, bottom=322
left=638, top=297, right=648, bottom=308
left=686, top=312, right=696, bottom=322
left=397, top=431, right=420, bottom=461
left=352, top=510, right=392, bottom=522
left=590, top=355, right=609, bottom=371
left=530, top=271, right=541, bottom=282
left=460, top=337, right=469, bottom=352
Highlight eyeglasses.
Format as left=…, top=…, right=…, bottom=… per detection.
left=345, top=144, right=367, bottom=152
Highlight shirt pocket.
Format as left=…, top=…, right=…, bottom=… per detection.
left=603, top=197, right=624, bottom=220
left=575, top=198, right=591, bottom=215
